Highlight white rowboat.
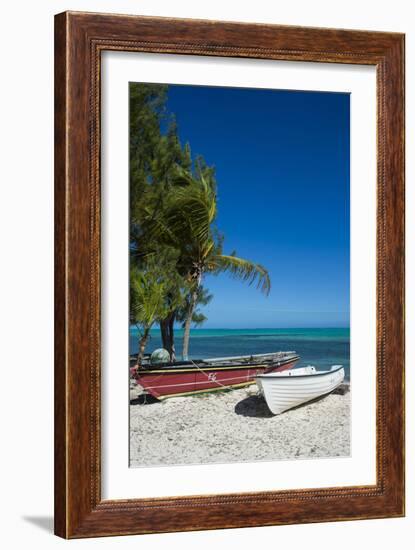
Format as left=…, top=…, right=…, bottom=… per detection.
left=256, top=365, right=345, bottom=415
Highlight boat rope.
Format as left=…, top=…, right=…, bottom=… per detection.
left=189, top=359, right=250, bottom=390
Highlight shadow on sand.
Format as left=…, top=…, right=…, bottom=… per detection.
left=234, top=394, right=274, bottom=418
left=130, top=394, right=159, bottom=406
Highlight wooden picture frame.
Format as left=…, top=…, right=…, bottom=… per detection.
left=54, top=11, right=405, bottom=538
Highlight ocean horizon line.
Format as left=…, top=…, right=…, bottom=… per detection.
left=130, top=326, right=350, bottom=330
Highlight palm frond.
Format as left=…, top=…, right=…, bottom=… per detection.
left=211, top=254, right=271, bottom=295
left=144, top=174, right=217, bottom=262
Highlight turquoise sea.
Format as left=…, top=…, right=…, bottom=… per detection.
left=129, top=327, right=350, bottom=381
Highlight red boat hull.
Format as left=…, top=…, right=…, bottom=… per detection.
left=134, top=356, right=299, bottom=399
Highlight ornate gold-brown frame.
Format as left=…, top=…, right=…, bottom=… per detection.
left=54, top=11, right=405, bottom=538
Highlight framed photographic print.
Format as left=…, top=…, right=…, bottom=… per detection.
left=54, top=11, right=405, bottom=538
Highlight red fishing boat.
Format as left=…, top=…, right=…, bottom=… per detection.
left=130, top=351, right=299, bottom=400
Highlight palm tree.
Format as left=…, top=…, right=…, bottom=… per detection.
left=146, top=166, right=271, bottom=360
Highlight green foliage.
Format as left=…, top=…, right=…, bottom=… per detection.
left=130, top=254, right=188, bottom=333
left=129, top=267, right=167, bottom=333
left=129, top=83, right=192, bottom=230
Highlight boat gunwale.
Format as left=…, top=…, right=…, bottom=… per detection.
left=256, top=365, right=344, bottom=380
left=136, top=355, right=300, bottom=375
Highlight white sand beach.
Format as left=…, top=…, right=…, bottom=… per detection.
left=129, top=382, right=350, bottom=467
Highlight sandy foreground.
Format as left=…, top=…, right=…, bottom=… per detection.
left=129, top=381, right=350, bottom=467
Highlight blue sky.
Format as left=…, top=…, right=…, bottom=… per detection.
left=166, top=85, right=350, bottom=328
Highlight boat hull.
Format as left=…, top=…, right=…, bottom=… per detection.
left=256, top=366, right=345, bottom=415
left=135, top=355, right=299, bottom=400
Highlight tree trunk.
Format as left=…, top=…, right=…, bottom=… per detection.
left=138, top=328, right=150, bottom=364
left=182, top=288, right=198, bottom=361
left=160, top=318, right=169, bottom=350
left=168, top=313, right=176, bottom=362
left=160, top=313, right=176, bottom=361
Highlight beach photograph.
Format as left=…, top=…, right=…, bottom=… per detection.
left=129, top=82, right=350, bottom=467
